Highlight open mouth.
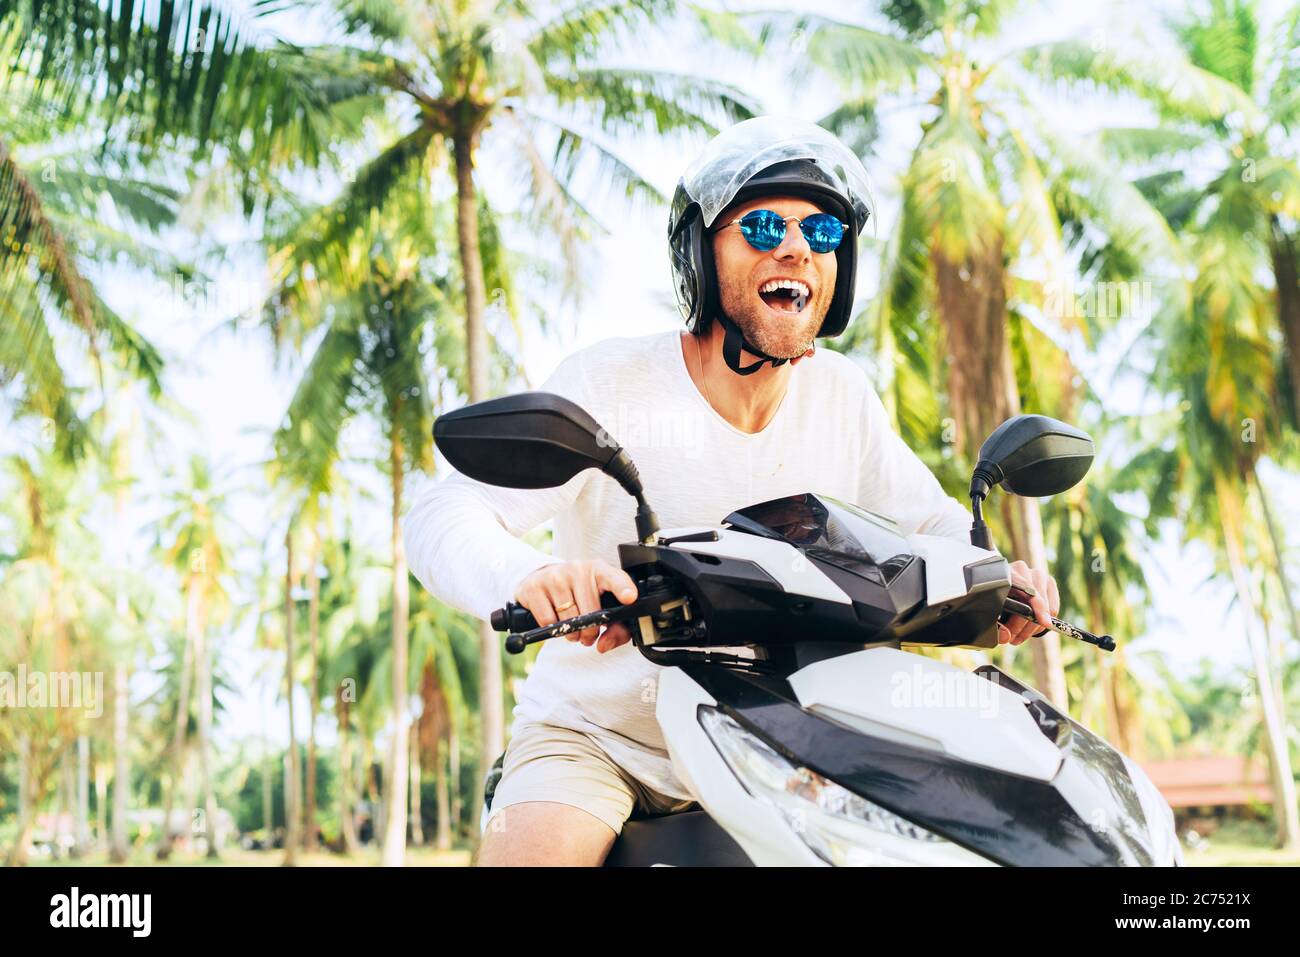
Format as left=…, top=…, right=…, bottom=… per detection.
left=758, top=278, right=811, bottom=314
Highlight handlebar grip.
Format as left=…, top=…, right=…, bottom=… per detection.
left=490, top=602, right=537, bottom=634
left=490, top=591, right=628, bottom=634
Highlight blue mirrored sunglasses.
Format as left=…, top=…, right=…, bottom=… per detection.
left=715, top=209, right=847, bottom=254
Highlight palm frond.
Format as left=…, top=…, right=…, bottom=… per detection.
left=544, top=66, right=757, bottom=138
left=329, top=0, right=415, bottom=42
left=747, top=11, right=934, bottom=98
left=903, top=109, right=1004, bottom=262
left=275, top=320, right=364, bottom=494
left=2, top=2, right=389, bottom=184
left=0, top=137, right=95, bottom=335
left=1023, top=39, right=1267, bottom=130
left=265, top=123, right=436, bottom=332
left=1036, top=119, right=1186, bottom=292
left=0, top=281, right=87, bottom=460
left=817, top=99, right=883, bottom=158
left=1098, top=126, right=1210, bottom=165
left=526, top=0, right=670, bottom=66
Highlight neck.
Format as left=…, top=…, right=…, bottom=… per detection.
left=682, top=325, right=807, bottom=433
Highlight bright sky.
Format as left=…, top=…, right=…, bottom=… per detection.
left=8, top=0, right=1298, bottom=751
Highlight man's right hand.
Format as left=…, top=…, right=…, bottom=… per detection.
left=514, top=560, right=638, bottom=654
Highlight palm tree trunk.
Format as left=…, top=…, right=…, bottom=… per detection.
left=110, top=452, right=132, bottom=864
left=1216, top=474, right=1300, bottom=848
left=194, top=611, right=219, bottom=858
left=180, top=748, right=199, bottom=845
left=1268, top=216, right=1300, bottom=418
left=110, top=661, right=130, bottom=862
left=94, top=757, right=108, bottom=853
left=453, top=129, right=505, bottom=793
left=932, top=243, right=1067, bottom=706
left=262, top=739, right=273, bottom=843
left=56, top=750, right=72, bottom=859
left=409, top=721, right=424, bottom=847
left=449, top=726, right=461, bottom=839
left=74, top=735, right=90, bottom=856
left=381, top=424, right=410, bottom=866
left=364, top=736, right=382, bottom=843
left=283, top=528, right=300, bottom=866
left=156, top=616, right=195, bottom=860
left=1253, top=471, right=1300, bottom=650
left=337, top=696, right=359, bottom=854
left=305, top=543, right=321, bottom=853
left=1086, top=577, right=1132, bottom=755
left=1002, top=495, right=1068, bottom=706
left=6, top=736, right=36, bottom=866
left=434, top=736, right=452, bottom=851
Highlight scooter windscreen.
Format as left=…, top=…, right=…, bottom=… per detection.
left=724, top=493, right=915, bottom=586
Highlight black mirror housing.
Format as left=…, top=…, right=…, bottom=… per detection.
left=432, top=391, right=659, bottom=542
left=433, top=391, right=620, bottom=489
left=971, top=414, right=1095, bottom=499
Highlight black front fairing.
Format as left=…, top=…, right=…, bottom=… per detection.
left=685, top=663, right=1164, bottom=866
left=725, top=493, right=917, bottom=588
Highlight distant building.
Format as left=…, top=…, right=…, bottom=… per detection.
left=1142, top=755, right=1273, bottom=829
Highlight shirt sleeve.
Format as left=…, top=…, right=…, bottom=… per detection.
left=855, top=382, right=972, bottom=542
left=403, top=352, right=593, bottom=621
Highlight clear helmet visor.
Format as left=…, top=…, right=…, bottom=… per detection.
left=681, top=116, right=874, bottom=228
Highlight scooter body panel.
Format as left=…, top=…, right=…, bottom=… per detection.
left=788, top=647, right=1063, bottom=781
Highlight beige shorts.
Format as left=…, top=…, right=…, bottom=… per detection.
left=486, top=722, right=693, bottom=835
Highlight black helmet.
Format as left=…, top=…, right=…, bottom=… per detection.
left=668, top=117, right=873, bottom=373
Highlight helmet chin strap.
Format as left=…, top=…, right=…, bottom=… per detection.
left=715, top=311, right=790, bottom=376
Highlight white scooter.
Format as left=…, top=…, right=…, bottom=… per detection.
left=435, top=392, right=1182, bottom=866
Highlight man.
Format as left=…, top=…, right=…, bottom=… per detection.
left=404, top=117, right=1059, bottom=866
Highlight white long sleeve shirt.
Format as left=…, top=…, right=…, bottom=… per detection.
left=404, top=330, right=973, bottom=799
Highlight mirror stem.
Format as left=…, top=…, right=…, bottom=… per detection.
left=970, top=494, right=993, bottom=550
left=634, top=494, right=660, bottom=545
left=606, top=449, right=660, bottom=543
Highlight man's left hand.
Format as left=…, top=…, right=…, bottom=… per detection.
left=999, top=560, right=1059, bottom=646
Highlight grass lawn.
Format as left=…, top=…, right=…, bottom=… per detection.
left=26, top=845, right=473, bottom=867
left=1179, top=820, right=1300, bottom=866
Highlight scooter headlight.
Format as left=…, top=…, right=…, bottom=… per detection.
left=698, top=706, right=953, bottom=866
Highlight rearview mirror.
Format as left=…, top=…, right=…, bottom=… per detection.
left=433, top=391, right=660, bottom=542
left=433, top=391, right=618, bottom=489
left=970, top=414, right=1095, bottom=498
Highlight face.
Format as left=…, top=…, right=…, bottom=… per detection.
left=709, top=195, right=838, bottom=359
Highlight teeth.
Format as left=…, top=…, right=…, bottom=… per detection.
left=759, top=279, right=810, bottom=298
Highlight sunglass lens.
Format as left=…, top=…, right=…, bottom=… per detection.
left=801, top=214, right=845, bottom=253
left=738, top=210, right=785, bottom=251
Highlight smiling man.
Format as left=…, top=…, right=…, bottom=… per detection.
left=404, top=116, right=1059, bottom=866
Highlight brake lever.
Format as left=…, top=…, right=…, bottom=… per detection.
left=1001, top=597, right=1116, bottom=652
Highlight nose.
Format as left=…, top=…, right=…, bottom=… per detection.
left=773, top=219, right=812, bottom=263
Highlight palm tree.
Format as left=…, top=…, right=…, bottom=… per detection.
left=256, top=0, right=756, bottom=797
left=1042, top=450, right=1158, bottom=751
left=409, top=592, right=477, bottom=849
left=1033, top=3, right=1300, bottom=846
left=317, top=532, right=388, bottom=855
left=0, top=89, right=168, bottom=458
left=0, top=451, right=114, bottom=865
left=797, top=0, right=1198, bottom=704
left=1, top=0, right=390, bottom=456
left=1030, top=0, right=1300, bottom=414
left=267, top=182, right=451, bottom=865
left=87, top=372, right=165, bottom=862
left=281, top=519, right=303, bottom=865
left=154, top=455, right=233, bottom=858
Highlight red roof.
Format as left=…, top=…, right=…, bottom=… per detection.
left=1141, top=755, right=1273, bottom=808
